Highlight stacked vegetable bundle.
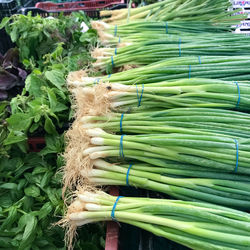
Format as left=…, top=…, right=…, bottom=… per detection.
left=100, top=0, right=245, bottom=25
left=62, top=1, right=250, bottom=249
left=91, top=24, right=250, bottom=71
left=70, top=56, right=250, bottom=84
left=66, top=191, right=250, bottom=250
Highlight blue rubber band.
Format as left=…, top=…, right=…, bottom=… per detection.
left=111, top=56, right=114, bottom=67
left=234, top=139, right=239, bottom=173
left=166, top=22, right=168, bottom=34
left=179, top=38, right=181, bottom=57
left=115, top=48, right=117, bottom=55
left=111, top=196, right=123, bottom=221
left=93, top=78, right=100, bottom=85
left=198, top=56, right=201, bottom=64
left=118, top=36, right=121, bottom=43
left=189, top=65, right=191, bottom=79
left=136, top=84, right=144, bottom=107
left=126, top=164, right=133, bottom=186
left=235, top=81, right=240, bottom=108
left=120, top=113, right=124, bottom=134
left=114, top=25, right=117, bottom=37
left=119, top=134, right=125, bottom=158
left=108, top=74, right=111, bottom=78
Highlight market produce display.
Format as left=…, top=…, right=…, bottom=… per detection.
left=1, top=0, right=250, bottom=249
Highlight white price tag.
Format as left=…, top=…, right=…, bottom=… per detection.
left=80, top=22, right=89, bottom=33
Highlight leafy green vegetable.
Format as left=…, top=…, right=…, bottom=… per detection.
left=0, top=11, right=103, bottom=250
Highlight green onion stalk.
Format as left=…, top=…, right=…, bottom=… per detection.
left=70, top=56, right=250, bottom=84
left=92, top=36, right=250, bottom=71
left=83, top=128, right=250, bottom=174
left=99, top=0, right=245, bottom=25
left=81, top=159, right=250, bottom=209
left=77, top=79, right=250, bottom=112
left=81, top=108, right=250, bottom=139
left=66, top=191, right=250, bottom=250
left=92, top=20, right=241, bottom=46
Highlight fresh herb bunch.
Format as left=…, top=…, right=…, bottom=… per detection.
left=0, top=136, right=105, bottom=250
left=0, top=11, right=104, bottom=250
left=0, top=12, right=98, bottom=152
left=0, top=12, right=97, bottom=71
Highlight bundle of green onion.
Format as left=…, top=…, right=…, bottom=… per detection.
left=92, top=20, right=238, bottom=46
left=71, top=56, right=250, bottom=83
left=92, top=35, right=250, bottom=71
left=82, top=108, right=250, bottom=139
left=77, top=79, right=248, bottom=111
left=82, top=159, right=250, bottom=209
left=84, top=127, right=249, bottom=174
left=66, top=191, right=250, bottom=249
left=99, top=0, right=245, bottom=25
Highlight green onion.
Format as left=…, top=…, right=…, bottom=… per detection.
left=92, top=20, right=240, bottom=46
left=99, top=0, right=245, bottom=25
left=82, top=108, right=250, bottom=138
left=81, top=159, right=250, bottom=209
left=65, top=191, right=250, bottom=249
left=93, top=35, right=250, bottom=71
left=76, top=79, right=249, bottom=111
left=71, top=56, right=250, bottom=84
left=83, top=127, right=250, bottom=174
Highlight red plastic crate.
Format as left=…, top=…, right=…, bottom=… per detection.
left=35, top=0, right=124, bottom=12
left=28, top=137, right=46, bottom=152
left=105, top=186, right=120, bottom=250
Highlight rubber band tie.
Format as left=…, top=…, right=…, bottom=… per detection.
left=178, top=38, right=181, bottom=57
left=189, top=65, right=191, bottom=79
left=111, top=56, right=114, bottom=67
left=111, top=196, right=123, bottom=221
left=93, top=78, right=100, bottom=85
left=115, top=48, right=117, bottom=55
left=234, top=139, right=239, bottom=173
left=126, top=164, right=133, bottom=186
left=120, top=113, right=124, bottom=134
left=166, top=22, right=168, bottom=34
left=119, top=134, right=126, bottom=158
left=108, top=74, right=112, bottom=78
left=198, top=56, right=201, bottom=64
left=118, top=36, right=121, bottom=43
left=114, top=25, right=117, bottom=37
left=235, top=81, right=240, bottom=108
left=136, top=84, right=144, bottom=107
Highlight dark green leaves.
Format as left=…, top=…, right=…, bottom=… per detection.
left=18, top=214, right=37, bottom=250
left=24, top=185, right=40, bottom=198
left=0, top=206, right=18, bottom=230
left=25, top=73, right=45, bottom=97
left=45, top=70, right=65, bottom=91
left=6, top=113, right=32, bottom=131
left=39, top=202, right=53, bottom=220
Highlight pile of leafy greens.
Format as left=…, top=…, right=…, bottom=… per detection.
left=0, top=12, right=105, bottom=250
left=0, top=11, right=97, bottom=151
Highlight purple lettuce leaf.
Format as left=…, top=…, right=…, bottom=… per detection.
left=0, top=68, right=18, bottom=90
